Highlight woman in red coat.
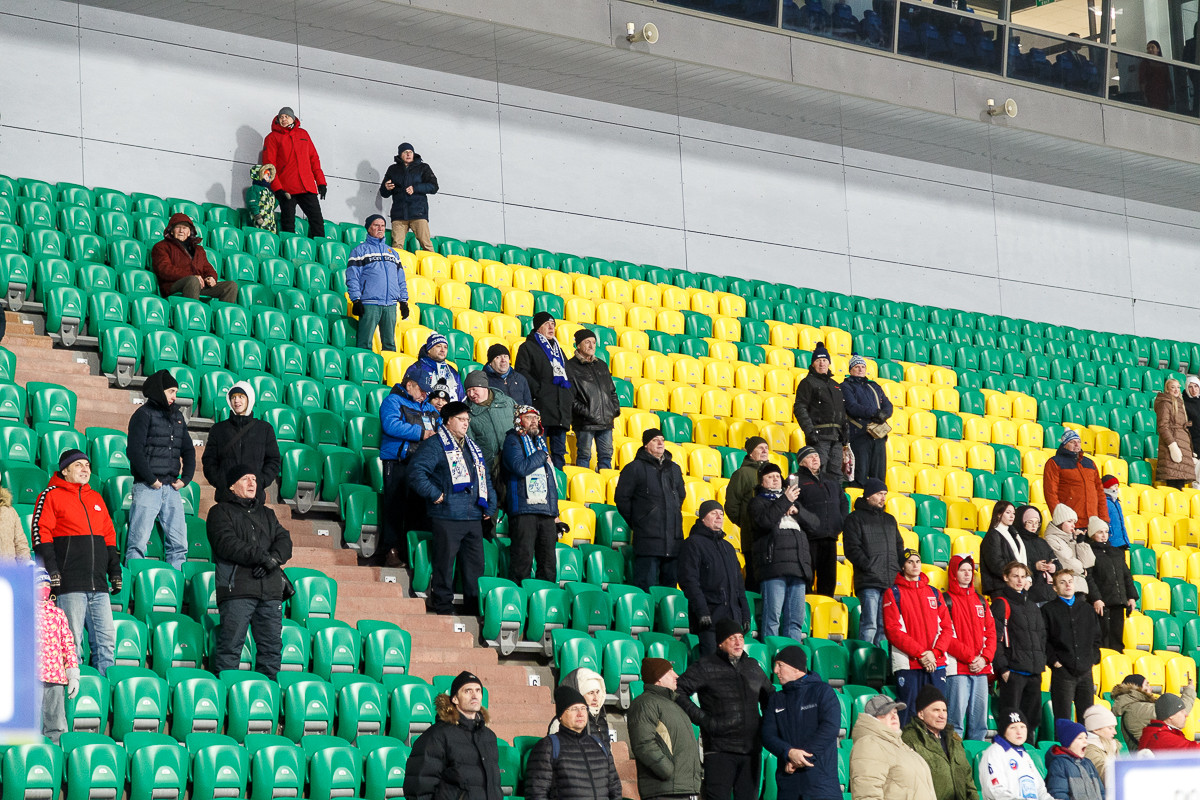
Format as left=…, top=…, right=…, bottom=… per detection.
left=262, top=106, right=327, bottom=238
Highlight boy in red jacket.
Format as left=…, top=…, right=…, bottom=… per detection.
left=945, top=554, right=997, bottom=740
left=882, top=548, right=952, bottom=725
left=1139, top=692, right=1200, bottom=751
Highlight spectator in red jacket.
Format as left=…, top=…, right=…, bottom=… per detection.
left=1138, top=692, right=1200, bottom=751
left=262, top=107, right=327, bottom=238
left=149, top=213, right=238, bottom=302
left=944, top=554, right=997, bottom=740
left=883, top=548, right=952, bottom=725
left=1043, top=430, right=1108, bottom=524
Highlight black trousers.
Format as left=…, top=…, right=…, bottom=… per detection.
left=381, top=459, right=406, bottom=554
left=1050, top=668, right=1094, bottom=723
left=997, top=671, right=1044, bottom=740
left=702, top=751, right=759, bottom=800
left=429, top=517, right=484, bottom=615
left=849, top=430, right=887, bottom=486
left=276, top=191, right=325, bottom=238
left=1100, top=605, right=1127, bottom=651
left=509, top=513, right=557, bottom=584
left=215, top=596, right=283, bottom=679
left=810, top=537, right=839, bottom=597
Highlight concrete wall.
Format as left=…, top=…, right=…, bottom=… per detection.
left=3, top=0, right=1200, bottom=340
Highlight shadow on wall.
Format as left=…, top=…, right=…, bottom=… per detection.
left=346, top=160, right=384, bottom=225
left=223, top=124, right=267, bottom=209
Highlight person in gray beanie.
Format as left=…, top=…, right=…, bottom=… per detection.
left=380, top=141, right=439, bottom=252
left=678, top=500, right=751, bottom=656
left=841, top=353, right=892, bottom=488
left=262, top=106, right=326, bottom=237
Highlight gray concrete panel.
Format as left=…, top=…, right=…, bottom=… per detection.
left=685, top=233, right=853, bottom=292
left=503, top=204, right=687, bottom=269
left=998, top=279, right=1136, bottom=332
left=849, top=257, right=1002, bottom=313
left=0, top=13, right=82, bottom=135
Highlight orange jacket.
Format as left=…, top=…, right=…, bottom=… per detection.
left=1043, top=447, right=1108, bottom=523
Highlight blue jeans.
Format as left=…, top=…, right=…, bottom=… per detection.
left=947, top=673, right=989, bottom=740
left=126, top=483, right=188, bottom=568
left=761, top=577, right=806, bottom=640
left=546, top=426, right=568, bottom=470
left=574, top=428, right=614, bottom=470
left=857, top=587, right=884, bottom=645
left=57, top=591, right=116, bottom=676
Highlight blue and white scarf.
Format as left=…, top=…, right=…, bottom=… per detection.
left=535, top=333, right=571, bottom=389
left=517, top=429, right=550, bottom=505
left=439, top=426, right=489, bottom=509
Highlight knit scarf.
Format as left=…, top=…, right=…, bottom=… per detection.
left=438, top=427, right=488, bottom=509
left=535, top=333, right=571, bottom=389
left=517, top=429, right=550, bottom=505
left=995, top=523, right=1027, bottom=566
left=432, top=360, right=461, bottom=398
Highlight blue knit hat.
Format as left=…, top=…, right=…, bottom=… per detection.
left=364, top=214, right=385, bottom=229
left=1055, top=718, right=1087, bottom=747
left=1060, top=429, right=1081, bottom=446
left=426, top=332, right=448, bottom=350
left=812, top=341, right=831, bottom=362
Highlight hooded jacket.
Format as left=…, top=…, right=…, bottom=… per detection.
left=1041, top=595, right=1101, bottom=678
left=1138, top=719, right=1200, bottom=752
left=980, top=524, right=1027, bottom=597
left=37, top=597, right=78, bottom=685
left=1014, top=511, right=1059, bottom=605
left=501, top=427, right=559, bottom=517
left=207, top=492, right=293, bottom=602
left=945, top=555, right=997, bottom=677
left=678, top=519, right=750, bottom=626
left=403, top=345, right=464, bottom=401
left=1043, top=446, right=1108, bottom=523
left=761, top=672, right=841, bottom=800
left=31, top=473, right=120, bottom=593
left=262, top=115, right=326, bottom=195
left=150, top=213, right=218, bottom=294
left=614, top=447, right=686, bottom=558
left=842, top=373, right=894, bottom=433
left=991, top=585, right=1047, bottom=676
left=407, top=430, right=497, bottom=521
left=626, top=683, right=703, bottom=800
left=483, top=363, right=532, bottom=407
left=725, top=454, right=766, bottom=530
left=201, top=382, right=281, bottom=502
left=883, top=571, right=953, bottom=670
left=1045, top=746, right=1103, bottom=800
left=675, top=648, right=772, bottom=755
left=379, top=385, right=440, bottom=462
left=524, top=723, right=622, bottom=800
left=1042, top=521, right=1098, bottom=600
left=549, top=668, right=611, bottom=743
left=1155, top=388, right=1196, bottom=482
left=514, top=334, right=574, bottom=429
left=379, top=153, right=438, bottom=221
left=843, top=496, right=906, bottom=591
left=565, top=353, right=619, bottom=431
left=0, top=488, right=30, bottom=561
left=849, top=712, right=938, bottom=800
left=346, top=235, right=409, bottom=306
left=1086, top=538, right=1137, bottom=607
left=127, top=370, right=195, bottom=486
left=404, top=695, right=503, bottom=800
left=1104, top=494, right=1129, bottom=549
left=1111, top=682, right=1194, bottom=747
left=901, top=718, right=978, bottom=800
left=467, top=389, right=517, bottom=477
left=795, top=467, right=848, bottom=541
left=979, top=737, right=1053, bottom=800
left=792, top=366, right=848, bottom=442
left=1083, top=734, right=1118, bottom=787
left=748, top=488, right=820, bottom=583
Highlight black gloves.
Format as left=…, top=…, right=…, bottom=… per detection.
left=698, top=615, right=713, bottom=631
left=109, top=574, right=122, bottom=595
left=743, top=621, right=752, bottom=634
left=253, top=555, right=280, bottom=579
left=351, top=299, right=364, bottom=317
left=49, top=572, right=61, bottom=589
left=555, top=522, right=570, bottom=538
left=398, top=301, right=410, bottom=320
left=317, top=185, right=327, bottom=200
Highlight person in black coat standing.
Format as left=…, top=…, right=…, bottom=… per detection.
left=792, top=342, right=848, bottom=481
left=514, top=312, right=574, bottom=469
left=614, top=428, right=686, bottom=591
left=1042, top=570, right=1102, bottom=723
left=676, top=618, right=773, bottom=800
left=564, top=328, right=620, bottom=470
left=841, top=354, right=893, bottom=487
left=207, top=464, right=292, bottom=678
left=201, top=382, right=281, bottom=504
left=794, top=445, right=848, bottom=596
left=761, top=647, right=842, bottom=800
left=749, top=464, right=820, bottom=640
left=405, top=671, right=503, bottom=800
left=992, top=561, right=1048, bottom=741
left=379, top=142, right=438, bottom=253
left=842, top=478, right=905, bottom=646
left=678, top=500, right=750, bottom=654
left=1085, top=517, right=1138, bottom=651
left=525, top=686, right=622, bottom=800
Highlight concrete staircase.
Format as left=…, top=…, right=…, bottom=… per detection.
left=4, top=308, right=638, bottom=794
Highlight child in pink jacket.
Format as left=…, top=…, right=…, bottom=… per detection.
left=36, top=566, right=79, bottom=743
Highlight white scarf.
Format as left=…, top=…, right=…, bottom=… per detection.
left=995, top=523, right=1027, bottom=565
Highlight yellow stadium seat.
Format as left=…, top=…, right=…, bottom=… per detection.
left=989, top=419, right=1016, bottom=446
left=1019, top=448, right=1050, bottom=476
left=624, top=410, right=660, bottom=438
left=808, top=598, right=849, bottom=641
left=1008, top=393, right=1037, bottom=421
left=763, top=396, right=793, bottom=424
left=400, top=325, right=435, bottom=356
left=760, top=424, right=793, bottom=455
left=704, top=361, right=734, bottom=388
left=1164, top=490, right=1191, bottom=518
left=1099, top=651, right=1133, bottom=694
left=407, top=275, right=436, bottom=305
left=886, top=465, right=915, bottom=493
left=417, top=252, right=450, bottom=281
left=887, top=434, right=911, bottom=465
left=652, top=309, right=683, bottom=336
left=473, top=335, right=506, bottom=364
left=930, top=367, right=957, bottom=386
left=764, top=369, right=793, bottom=395
left=511, top=266, right=542, bottom=292
left=572, top=274, right=603, bottom=302
left=1148, top=518, right=1177, bottom=548
left=673, top=357, right=703, bottom=385
left=963, top=444, right=994, bottom=473
left=1014, top=422, right=1043, bottom=448
left=642, top=353, right=673, bottom=382
left=906, top=384, right=934, bottom=410
left=559, top=502, right=596, bottom=546
left=609, top=350, right=642, bottom=380
left=903, top=363, right=931, bottom=384
left=983, top=391, right=1012, bottom=418
left=682, top=480, right=716, bottom=516
left=731, top=392, right=764, bottom=421
left=1140, top=579, right=1172, bottom=614
left=734, top=364, right=764, bottom=392
left=914, top=467, right=946, bottom=496
left=478, top=260, right=512, bottom=289
left=689, top=290, right=718, bottom=316
left=1140, top=487, right=1167, bottom=517
left=1124, top=611, right=1154, bottom=651
left=1158, top=547, right=1186, bottom=579
left=931, top=387, right=961, bottom=413
left=1164, top=653, right=1197, bottom=693
left=593, top=301, right=625, bottom=329
left=879, top=381, right=906, bottom=409
left=632, top=282, right=662, bottom=308
left=944, top=470, right=974, bottom=500
left=765, top=349, right=795, bottom=369
left=834, top=561, right=855, bottom=598
left=890, top=408, right=912, bottom=433
left=394, top=250, right=418, bottom=272
left=454, top=309, right=488, bottom=338
left=661, top=286, right=689, bottom=311
left=767, top=321, right=799, bottom=349
left=502, top=289, right=534, bottom=317
left=1132, top=652, right=1167, bottom=693
left=712, top=477, right=731, bottom=505
left=1189, top=491, right=1200, bottom=519
left=909, top=437, right=938, bottom=466
left=951, top=532, right=982, bottom=562
left=490, top=314, right=522, bottom=340
left=712, top=316, right=741, bottom=342
left=727, top=420, right=762, bottom=449
left=1090, top=428, right=1119, bottom=457
left=601, top=278, right=632, bottom=305
left=693, top=417, right=729, bottom=446
left=899, top=527, right=919, bottom=552
left=634, top=381, right=668, bottom=412
left=1184, top=551, right=1200, bottom=585
left=623, top=305, right=654, bottom=331
left=937, top=441, right=966, bottom=469
left=383, top=354, right=416, bottom=386
left=820, top=326, right=852, bottom=357
left=665, top=385, right=698, bottom=417
left=688, top=446, right=723, bottom=479
left=921, top=565, right=948, bottom=591
left=907, top=410, right=937, bottom=438
left=947, top=502, right=977, bottom=530
left=887, top=495, right=916, bottom=526
left=564, top=467, right=605, bottom=503
left=718, top=294, right=747, bottom=318
left=663, top=442, right=687, bottom=470
left=701, top=389, right=732, bottom=418
left=563, top=297, right=595, bottom=325
left=1124, top=513, right=1148, bottom=547
left=1027, top=477, right=1045, bottom=506
left=794, top=325, right=820, bottom=352
left=617, top=329, right=650, bottom=351
left=447, top=255, right=482, bottom=284
left=970, top=500, right=993, bottom=531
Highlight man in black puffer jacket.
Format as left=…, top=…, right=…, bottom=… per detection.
left=207, top=464, right=292, bottom=678
left=676, top=618, right=773, bottom=800
left=678, top=500, right=751, bottom=655
left=565, top=328, right=620, bottom=470
left=795, top=445, right=848, bottom=596
left=525, top=686, right=621, bottom=800
left=201, top=382, right=281, bottom=503
left=992, top=561, right=1048, bottom=741
left=1042, top=570, right=1102, bottom=725
left=378, top=142, right=438, bottom=252
left=514, top=313, right=574, bottom=468
left=842, top=478, right=904, bottom=647
left=614, top=428, right=686, bottom=591
left=125, top=369, right=195, bottom=568
left=405, top=671, right=503, bottom=800
left=792, top=342, right=848, bottom=481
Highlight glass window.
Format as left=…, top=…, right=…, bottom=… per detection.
left=1107, top=46, right=1200, bottom=112
left=1007, top=28, right=1106, bottom=93
left=783, top=0, right=896, bottom=50
left=1009, top=0, right=1102, bottom=39
left=897, top=2, right=1006, bottom=71
left=660, top=0, right=782, bottom=25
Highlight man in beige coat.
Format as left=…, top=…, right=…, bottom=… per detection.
left=0, top=488, right=30, bottom=560
left=849, top=695, right=937, bottom=800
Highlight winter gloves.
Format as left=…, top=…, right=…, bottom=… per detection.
left=49, top=572, right=61, bottom=589
left=399, top=301, right=410, bottom=320
left=66, top=668, right=80, bottom=699
left=109, top=572, right=122, bottom=595
left=351, top=299, right=365, bottom=318
left=697, top=615, right=713, bottom=631
left=253, top=555, right=281, bottom=579
left=318, top=185, right=327, bottom=200
left=1170, top=442, right=1183, bottom=463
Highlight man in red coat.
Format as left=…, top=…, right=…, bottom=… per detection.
left=882, top=548, right=952, bottom=725
left=150, top=213, right=238, bottom=302
left=944, top=554, right=997, bottom=740
left=262, top=107, right=327, bottom=238
left=1138, top=692, right=1200, bottom=751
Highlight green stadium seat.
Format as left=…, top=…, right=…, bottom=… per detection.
left=68, top=232, right=106, bottom=263
left=116, top=268, right=157, bottom=298
left=109, top=666, right=169, bottom=739
left=359, top=621, right=411, bottom=681
left=301, top=735, right=363, bottom=799
left=124, top=731, right=188, bottom=800
left=244, top=734, right=305, bottom=800
left=132, top=566, right=184, bottom=621
left=358, top=734, right=410, bottom=800
left=2, top=464, right=50, bottom=506
left=552, top=628, right=602, bottom=674
left=1, top=743, right=64, bottom=800
left=184, top=564, right=218, bottom=619
left=221, top=672, right=281, bottom=741
left=593, top=629, right=644, bottom=707
left=166, top=667, right=227, bottom=737
left=187, top=732, right=249, bottom=800
left=522, top=580, right=569, bottom=656
left=149, top=613, right=205, bottom=676
left=279, top=672, right=335, bottom=740
left=0, top=383, right=26, bottom=423
left=67, top=667, right=111, bottom=734
left=650, top=586, right=690, bottom=636
left=310, top=620, right=362, bottom=679
left=333, top=676, right=387, bottom=742
left=285, top=569, right=338, bottom=622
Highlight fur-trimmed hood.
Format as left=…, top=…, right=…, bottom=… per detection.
left=0, top=487, right=12, bottom=508
left=435, top=692, right=490, bottom=725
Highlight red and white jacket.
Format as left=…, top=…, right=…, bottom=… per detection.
left=882, top=571, right=953, bottom=671
left=944, top=554, right=997, bottom=677
left=37, top=599, right=78, bottom=685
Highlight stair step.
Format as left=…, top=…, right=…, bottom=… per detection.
left=289, top=547, right=359, bottom=567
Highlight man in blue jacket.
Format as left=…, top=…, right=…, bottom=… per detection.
left=346, top=214, right=409, bottom=351
left=408, top=401, right=496, bottom=615
left=761, top=646, right=841, bottom=800
left=501, top=405, right=559, bottom=583
left=377, top=375, right=440, bottom=567
left=405, top=332, right=464, bottom=401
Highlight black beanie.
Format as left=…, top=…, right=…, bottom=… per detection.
left=58, top=449, right=88, bottom=472
left=998, top=708, right=1028, bottom=738
left=364, top=214, right=385, bottom=229
left=744, top=436, right=767, bottom=454
left=574, top=328, right=597, bottom=346
left=714, top=617, right=742, bottom=644
left=532, top=311, right=554, bottom=330
left=697, top=500, right=723, bottom=520
left=440, top=401, right=470, bottom=421
left=758, top=463, right=782, bottom=482
left=913, top=684, right=947, bottom=713
left=486, top=343, right=510, bottom=363
left=450, top=670, right=482, bottom=697
left=774, top=645, right=807, bottom=672
left=555, top=685, right=587, bottom=717
left=397, top=142, right=414, bottom=155
left=642, top=428, right=664, bottom=446
left=225, top=463, right=257, bottom=489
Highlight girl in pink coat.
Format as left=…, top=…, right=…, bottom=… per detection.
left=36, top=566, right=79, bottom=743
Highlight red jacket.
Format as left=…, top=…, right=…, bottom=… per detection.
left=882, top=571, right=952, bottom=670
left=150, top=213, right=217, bottom=293
left=1043, top=447, right=1108, bottom=523
left=31, top=473, right=120, bottom=594
left=1139, top=720, right=1200, bottom=751
left=262, top=116, right=326, bottom=195
left=944, top=555, right=997, bottom=676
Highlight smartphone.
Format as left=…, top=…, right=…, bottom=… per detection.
left=787, top=474, right=799, bottom=488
